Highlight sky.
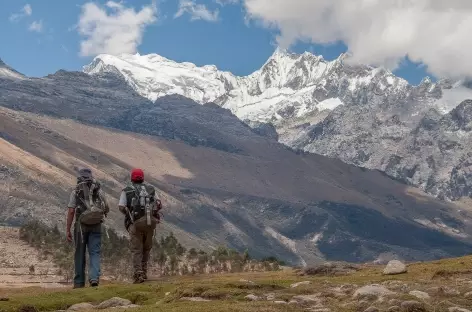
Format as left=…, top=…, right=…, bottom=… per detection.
left=0, top=0, right=470, bottom=85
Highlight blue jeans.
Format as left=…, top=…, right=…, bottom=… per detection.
left=73, top=227, right=101, bottom=287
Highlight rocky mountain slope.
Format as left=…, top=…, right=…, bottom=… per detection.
left=82, top=50, right=472, bottom=201
left=1, top=59, right=472, bottom=266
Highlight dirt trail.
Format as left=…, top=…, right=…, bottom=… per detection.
left=0, top=226, right=66, bottom=288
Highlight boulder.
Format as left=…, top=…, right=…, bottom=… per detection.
left=97, top=297, right=132, bottom=309
left=383, top=260, right=407, bottom=275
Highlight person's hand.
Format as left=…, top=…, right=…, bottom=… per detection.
left=66, top=231, right=73, bottom=243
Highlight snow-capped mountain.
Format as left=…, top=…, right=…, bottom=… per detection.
left=83, top=49, right=472, bottom=201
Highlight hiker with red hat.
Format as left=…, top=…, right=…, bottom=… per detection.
left=118, top=168, right=162, bottom=283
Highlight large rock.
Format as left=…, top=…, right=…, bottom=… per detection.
left=97, top=297, right=132, bottom=309
left=383, top=260, right=407, bottom=275
left=302, top=262, right=360, bottom=276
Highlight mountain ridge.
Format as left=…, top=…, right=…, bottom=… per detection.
left=80, top=49, right=472, bottom=201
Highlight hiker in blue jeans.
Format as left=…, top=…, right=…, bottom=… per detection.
left=66, top=168, right=109, bottom=288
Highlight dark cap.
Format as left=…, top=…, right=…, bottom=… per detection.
left=78, top=167, right=93, bottom=179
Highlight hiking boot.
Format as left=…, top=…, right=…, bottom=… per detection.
left=133, top=272, right=145, bottom=284
left=90, top=280, right=99, bottom=287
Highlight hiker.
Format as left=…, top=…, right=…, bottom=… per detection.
left=66, top=167, right=109, bottom=288
left=118, top=168, right=162, bottom=284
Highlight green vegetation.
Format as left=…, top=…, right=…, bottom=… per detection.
left=2, top=255, right=472, bottom=312
left=18, top=220, right=281, bottom=281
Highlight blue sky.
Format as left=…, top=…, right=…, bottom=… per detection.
left=0, top=0, right=434, bottom=85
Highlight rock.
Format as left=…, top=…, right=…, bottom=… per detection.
left=388, top=299, right=401, bottom=306
left=97, top=297, right=132, bottom=309
left=464, top=291, right=472, bottom=299
left=383, top=260, right=407, bottom=275
left=382, top=280, right=409, bottom=292
left=291, top=281, right=311, bottom=288
left=449, top=308, right=472, bottom=312
left=244, top=294, right=260, bottom=301
left=112, top=305, right=139, bottom=309
left=239, top=279, right=255, bottom=284
left=0, top=297, right=9, bottom=301
left=291, top=294, right=322, bottom=305
left=353, top=285, right=396, bottom=300
left=180, top=297, right=210, bottom=302
left=302, top=262, right=360, bottom=276
left=409, top=290, right=430, bottom=300
left=400, top=300, right=426, bottom=312
left=264, top=293, right=276, bottom=300
left=311, top=309, right=330, bottom=312
left=165, top=292, right=170, bottom=296
left=387, top=306, right=401, bottom=312
left=364, top=307, right=379, bottom=312
left=429, top=286, right=461, bottom=296
left=67, top=303, right=95, bottom=311
left=274, top=301, right=287, bottom=304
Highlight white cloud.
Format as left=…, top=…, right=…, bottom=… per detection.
left=28, top=20, right=43, bottom=32
left=175, top=0, right=219, bottom=22
left=77, top=1, right=158, bottom=57
left=10, top=4, right=33, bottom=22
left=243, top=0, right=472, bottom=79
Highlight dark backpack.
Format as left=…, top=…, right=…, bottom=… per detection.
left=124, top=182, right=162, bottom=231
left=75, top=177, right=109, bottom=226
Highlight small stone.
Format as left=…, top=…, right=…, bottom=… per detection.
left=388, top=299, right=401, bottom=306
left=290, top=281, right=311, bottom=288
left=67, top=303, right=95, bottom=311
left=244, top=294, right=260, bottom=301
left=112, top=305, right=139, bottom=309
left=97, top=297, right=132, bottom=309
left=180, top=297, right=210, bottom=302
left=265, top=293, right=276, bottom=300
left=387, top=306, right=401, bottom=312
left=464, top=291, right=472, bottom=299
left=400, top=300, right=426, bottom=312
left=274, top=301, right=287, bottom=304
left=311, top=309, right=330, bottom=312
left=0, top=297, right=9, bottom=301
left=291, top=294, right=322, bottom=305
left=353, top=284, right=395, bottom=300
left=165, top=292, right=170, bottom=296
left=239, top=279, right=255, bottom=284
left=449, top=308, right=472, bottom=312
left=409, top=290, right=430, bottom=300
left=364, top=307, right=379, bottom=312
left=383, top=260, right=407, bottom=275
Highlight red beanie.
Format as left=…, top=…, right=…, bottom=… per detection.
left=131, top=168, right=144, bottom=182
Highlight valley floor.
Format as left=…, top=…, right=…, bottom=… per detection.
left=2, top=256, right=472, bottom=311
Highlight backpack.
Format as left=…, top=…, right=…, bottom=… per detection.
left=75, top=177, right=108, bottom=226
left=125, top=183, right=162, bottom=231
